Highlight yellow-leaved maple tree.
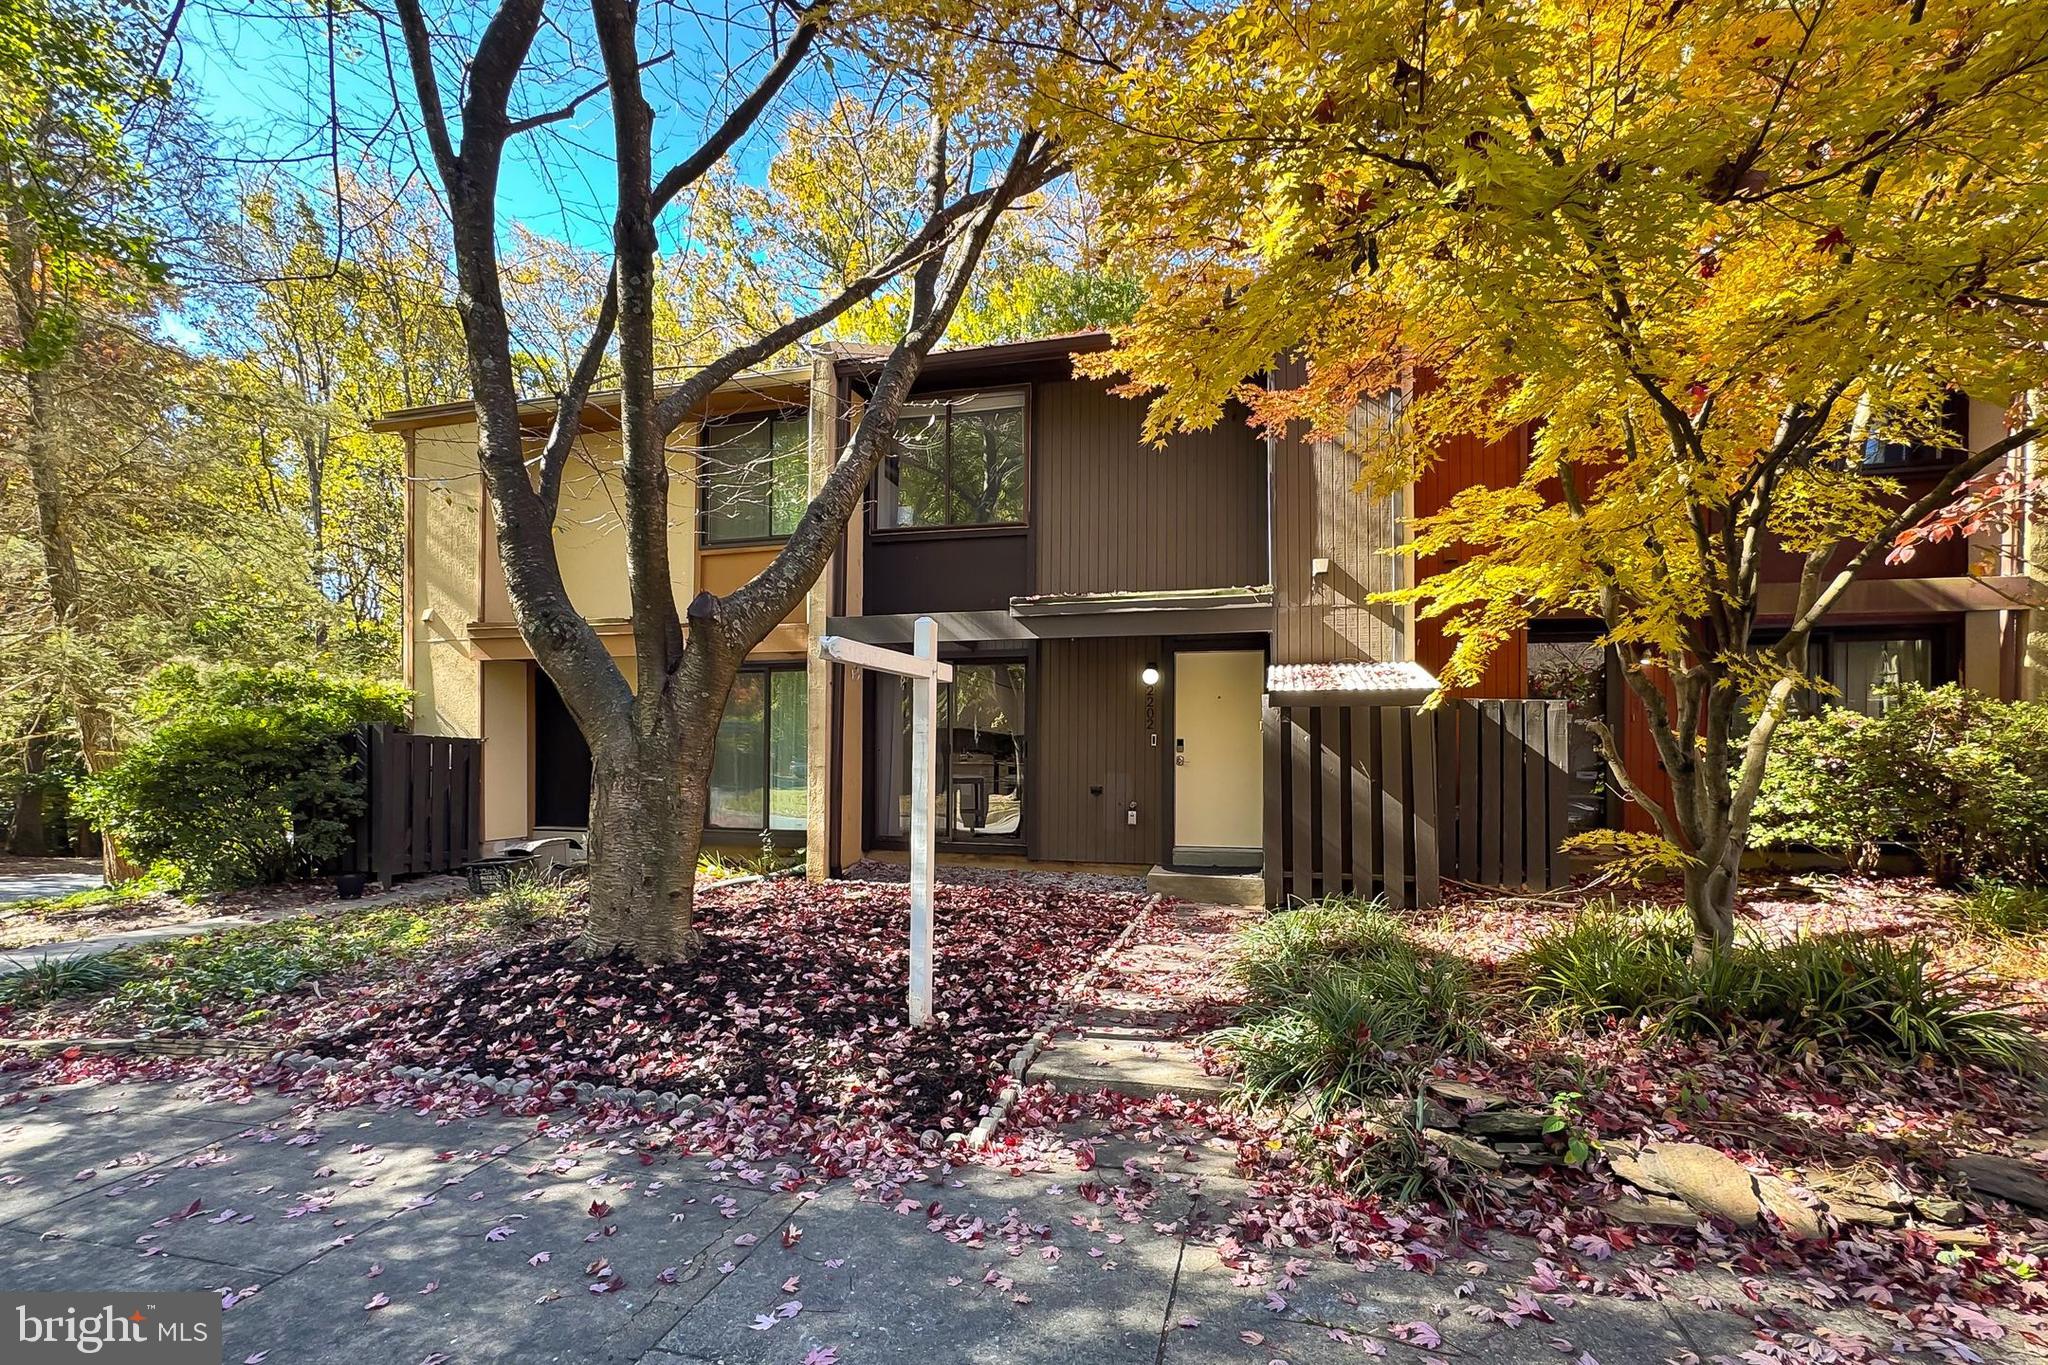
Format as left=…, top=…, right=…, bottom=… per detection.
left=1054, top=0, right=2048, bottom=949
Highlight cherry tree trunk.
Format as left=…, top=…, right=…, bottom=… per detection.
left=574, top=682, right=726, bottom=963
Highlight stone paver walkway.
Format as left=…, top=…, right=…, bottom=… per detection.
left=1030, top=901, right=1254, bottom=1101
left=0, top=876, right=468, bottom=976
left=3, top=1074, right=2032, bottom=1364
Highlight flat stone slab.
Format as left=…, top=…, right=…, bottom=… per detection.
left=1609, top=1142, right=1762, bottom=1228
left=1950, top=1151, right=2048, bottom=1213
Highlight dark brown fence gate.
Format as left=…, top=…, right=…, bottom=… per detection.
left=1262, top=698, right=1570, bottom=908
left=339, top=725, right=482, bottom=889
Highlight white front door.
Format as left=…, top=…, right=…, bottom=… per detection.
left=1173, top=649, right=1264, bottom=865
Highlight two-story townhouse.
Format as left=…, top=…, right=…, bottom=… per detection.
left=390, top=331, right=2043, bottom=897
left=374, top=362, right=822, bottom=855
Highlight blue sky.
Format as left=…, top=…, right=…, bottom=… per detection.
left=175, top=1, right=800, bottom=253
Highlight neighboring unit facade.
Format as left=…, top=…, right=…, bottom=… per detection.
left=390, top=333, right=2047, bottom=887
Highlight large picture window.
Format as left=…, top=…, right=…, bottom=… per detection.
left=703, top=410, right=808, bottom=544
left=1820, top=635, right=1936, bottom=716
left=709, top=667, right=807, bottom=831
left=877, top=391, right=1026, bottom=529
left=871, top=660, right=1026, bottom=845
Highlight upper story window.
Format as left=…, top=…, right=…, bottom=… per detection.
left=877, top=390, right=1027, bottom=530
left=703, top=409, right=808, bottom=545
left=1860, top=390, right=1970, bottom=471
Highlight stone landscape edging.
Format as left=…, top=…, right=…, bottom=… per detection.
left=5, top=880, right=1164, bottom=1153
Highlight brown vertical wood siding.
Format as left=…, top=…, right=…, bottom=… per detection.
left=1032, top=380, right=1267, bottom=596
left=1268, top=369, right=1406, bottom=665
left=1035, top=636, right=1164, bottom=864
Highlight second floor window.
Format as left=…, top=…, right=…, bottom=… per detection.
left=1861, top=391, right=1970, bottom=471
left=704, top=410, right=808, bottom=544
left=878, top=390, right=1026, bottom=529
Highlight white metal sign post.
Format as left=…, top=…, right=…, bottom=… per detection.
left=817, top=616, right=951, bottom=1026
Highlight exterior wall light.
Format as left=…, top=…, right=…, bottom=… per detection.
left=1140, top=663, right=1161, bottom=686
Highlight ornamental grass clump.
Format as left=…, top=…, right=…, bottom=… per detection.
left=1215, top=897, right=1484, bottom=1112
left=1521, top=905, right=2042, bottom=1073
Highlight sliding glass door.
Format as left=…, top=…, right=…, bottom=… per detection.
left=871, top=660, right=1026, bottom=847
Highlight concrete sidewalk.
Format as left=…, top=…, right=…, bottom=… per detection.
left=3, top=1075, right=2029, bottom=1364
left=0, top=859, right=102, bottom=906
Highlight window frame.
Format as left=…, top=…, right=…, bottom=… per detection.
left=705, top=661, right=808, bottom=842
left=699, top=407, right=809, bottom=549
left=1858, top=391, right=1972, bottom=475
left=869, top=386, right=1031, bottom=538
left=1805, top=624, right=1956, bottom=715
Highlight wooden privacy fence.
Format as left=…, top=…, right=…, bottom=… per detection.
left=1262, top=698, right=1571, bottom=907
left=338, top=725, right=482, bottom=888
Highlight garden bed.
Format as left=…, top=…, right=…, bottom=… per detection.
left=322, top=877, right=1142, bottom=1130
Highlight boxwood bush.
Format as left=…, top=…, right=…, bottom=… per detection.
left=1750, top=685, right=2048, bottom=884
left=80, top=664, right=407, bottom=889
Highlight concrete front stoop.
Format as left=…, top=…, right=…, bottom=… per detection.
left=1145, top=866, right=1266, bottom=907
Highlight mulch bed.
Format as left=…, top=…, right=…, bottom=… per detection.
left=323, top=877, right=1141, bottom=1130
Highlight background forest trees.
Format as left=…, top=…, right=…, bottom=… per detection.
left=0, top=0, right=1130, bottom=866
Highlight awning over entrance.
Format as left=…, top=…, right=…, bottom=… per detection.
left=1007, top=584, right=1273, bottom=639
left=827, top=585, right=1275, bottom=646
left=1265, top=660, right=1439, bottom=707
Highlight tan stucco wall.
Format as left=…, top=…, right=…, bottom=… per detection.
left=410, top=421, right=487, bottom=742
left=406, top=401, right=814, bottom=846
left=477, top=661, right=532, bottom=844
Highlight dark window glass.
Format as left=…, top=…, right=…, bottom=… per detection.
left=872, top=660, right=1027, bottom=844
left=1828, top=637, right=1933, bottom=716
left=707, top=667, right=807, bottom=832
left=877, top=392, right=1026, bottom=529
left=1861, top=391, right=1970, bottom=470
left=1527, top=637, right=1613, bottom=834
left=704, top=411, right=806, bottom=544
left=769, top=669, right=807, bottom=830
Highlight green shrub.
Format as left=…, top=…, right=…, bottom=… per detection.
left=1228, top=895, right=1412, bottom=1002
left=79, top=664, right=408, bottom=890
left=482, top=871, right=570, bottom=936
left=1751, top=685, right=2048, bottom=884
left=1520, top=903, right=1694, bottom=1018
left=1215, top=899, right=1484, bottom=1111
left=1955, top=883, right=2048, bottom=937
left=0, top=953, right=134, bottom=1007
left=1521, top=907, right=2042, bottom=1072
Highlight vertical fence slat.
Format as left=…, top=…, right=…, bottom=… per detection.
left=1378, top=707, right=1406, bottom=909
left=1456, top=703, right=1478, bottom=883
left=1319, top=708, right=1343, bottom=900
left=1262, top=704, right=1283, bottom=907
left=1348, top=704, right=1373, bottom=899
left=1500, top=702, right=1525, bottom=887
left=1520, top=702, right=1546, bottom=891
left=1411, top=709, right=1440, bottom=907
left=1287, top=708, right=1315, bottom=903
left=1476, top=703, right=1501, bottom=885
left=1544, top=700, right=1570, bottom=890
